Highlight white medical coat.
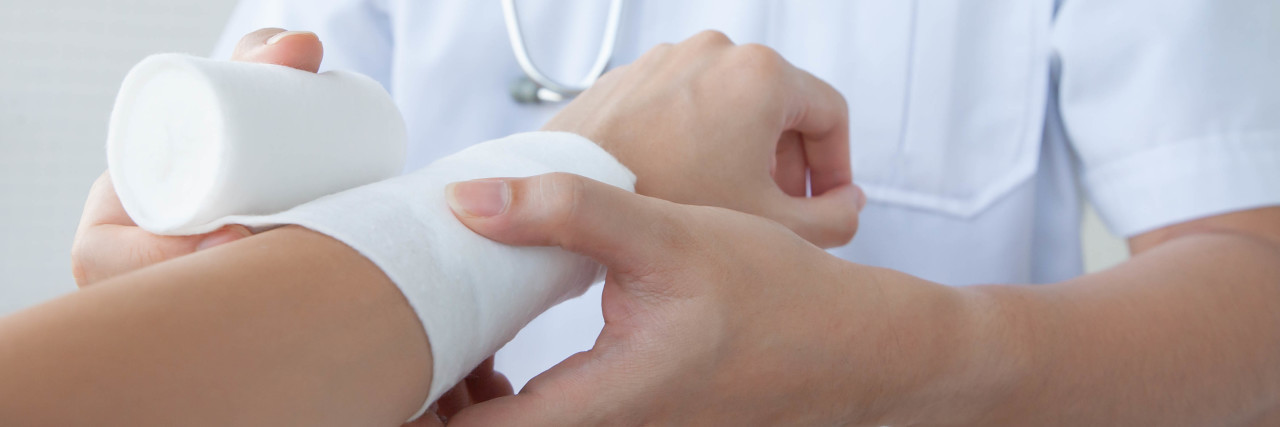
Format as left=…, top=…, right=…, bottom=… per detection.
left=213, top=0, right=1280, bottom=389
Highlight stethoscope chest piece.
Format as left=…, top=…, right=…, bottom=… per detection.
left=509, top=75, right=564, bottom=104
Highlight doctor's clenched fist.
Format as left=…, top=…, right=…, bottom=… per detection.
left=544, top=31, right=865, bottom=248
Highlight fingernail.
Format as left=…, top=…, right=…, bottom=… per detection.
left=447, top=179, right=510, bottom=218
left=266, top=30, right=315, bottom=46
left=196, top=226, right=252, bottom=251
left=854, top=185, right=868, bottom=211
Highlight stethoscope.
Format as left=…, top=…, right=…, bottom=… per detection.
left=503, top=0, right=626, bottom=103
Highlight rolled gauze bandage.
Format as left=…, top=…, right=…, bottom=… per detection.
left=107, top=53, right=406, bottom=235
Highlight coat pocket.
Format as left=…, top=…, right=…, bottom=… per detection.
left=841, top=0, right=1053, bottom=217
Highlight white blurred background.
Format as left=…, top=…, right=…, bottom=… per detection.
left=0, top=0, right=1130, bottom=316
left=0, top=1, right=238, bottom=314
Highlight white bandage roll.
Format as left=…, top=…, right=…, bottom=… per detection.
left=107, top=53, right=406, bottom=235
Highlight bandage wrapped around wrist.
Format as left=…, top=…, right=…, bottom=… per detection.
left=250, top=132, right=633, bottom=419
left=106, top=54, right=635, bottom=421
left=262, top=133, right=634, bottom=418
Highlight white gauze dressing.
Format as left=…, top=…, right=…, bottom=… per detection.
left=107, top=54, right=408, bottom=234
left=106, top=54, right=636, bottom=421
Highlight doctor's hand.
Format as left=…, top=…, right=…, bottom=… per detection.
left=544, top=31, right=863, bottom=248
left=443, top=172, right=924, bottom=426
left=71, top=28, right=322, bottom=287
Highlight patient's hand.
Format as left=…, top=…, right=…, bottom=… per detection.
left=71, top=28, right=512, bottom=424
left=71, top=171, right=250, bottom=286
left=71, top=28, right=321, bottom=286
left=544, top=31, right=864, bottom=248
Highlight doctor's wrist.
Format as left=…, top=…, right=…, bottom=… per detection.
left=827, top=265, right=1027, bottom=426
left=881, top=282, right=1041, bottom=425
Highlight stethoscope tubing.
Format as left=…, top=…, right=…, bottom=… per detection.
left=503, top=0, right=625, bottom=103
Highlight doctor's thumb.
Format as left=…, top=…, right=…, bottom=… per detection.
left=447, top=172, right=681, bottom=273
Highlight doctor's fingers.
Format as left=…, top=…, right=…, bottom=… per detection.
left=783, top=67, right=852, bottom=197
left=448, top=341, right=647, bottom=427
left=446, top=173, right=694, bottom=279
left=773, top=130, right=808, bottom=196
left=765, top=183, right=865, bottom=249
left=434, top=357, right=514, bottom=419
left=768, top=132, right=863, bottom=248
left=231, top=27, right=324, bottom=73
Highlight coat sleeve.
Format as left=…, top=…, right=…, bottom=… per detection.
left=1053, top=0, right=1280, bottom=237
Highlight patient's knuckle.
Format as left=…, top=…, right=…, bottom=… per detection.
left=646, top=42, right=674, bottom=56
left=593, top=65, right=636, bottom=95
left=688, top=30, right=733, bottom=48
left=634, top=43, right=674, bottom=67
left=596, top=64, right=627, bottom=84
left=706, top=44, right=787, bottom=106
left=731, top=43, right=786, bottom=79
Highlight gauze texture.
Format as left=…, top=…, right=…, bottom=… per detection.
left=105, top=53, right=634, bottom=420
left=236, top=132, right=636, bottom=420
left=107, top=54, right=406, bottom=235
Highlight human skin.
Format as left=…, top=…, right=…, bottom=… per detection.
left=69, top=28, right=324, bottom=286
left=72, top=31, right=861, bottom=288
left=52, top=29, right=862, bottom=425
left=441, top=35, right=1280, bottom=427
left=55, top=28, right=511, bottom=426
left=2, top=225, right=436, bottom=425
left=543, top=31, right=864, bottom=248
left=443, top=175, right=1280, bottom=426
left=71, top=28, right=417, bottom=284
left=56, top=25, right=1280, bottom=426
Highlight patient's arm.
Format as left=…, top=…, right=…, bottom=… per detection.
left=0, top=226, right=432, bottom=426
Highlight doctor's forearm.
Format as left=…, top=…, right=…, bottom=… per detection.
left=947, top=231, right=1280, bottom=425
left=0, top=226, right=431, bottom=426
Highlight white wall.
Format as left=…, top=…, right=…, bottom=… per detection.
left=0, top=1, right=1131, bottom=316
left=0, top=0, right=237, bottom=314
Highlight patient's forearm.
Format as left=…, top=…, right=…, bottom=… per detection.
left=0, top=226, right=431, bottom=426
